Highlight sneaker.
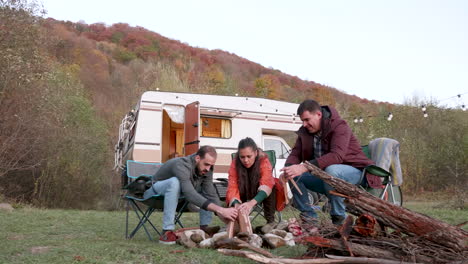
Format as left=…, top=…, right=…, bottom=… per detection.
left=159, top=230, right=177, bottom=245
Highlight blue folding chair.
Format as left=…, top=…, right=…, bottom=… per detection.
left=124, top=160, right=188, bottom=240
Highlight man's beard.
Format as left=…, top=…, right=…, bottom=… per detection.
left=196, top=167, right=208, bottom=175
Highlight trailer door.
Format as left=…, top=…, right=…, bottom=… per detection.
left=184, top=101, right=200, bottom=155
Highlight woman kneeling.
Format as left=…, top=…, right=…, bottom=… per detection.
left=226, top=137, right=278, bottom=224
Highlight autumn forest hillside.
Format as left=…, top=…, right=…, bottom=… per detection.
left=46, top=17, right=386, bottom=118
left=1, top=1, right=466, bottom=209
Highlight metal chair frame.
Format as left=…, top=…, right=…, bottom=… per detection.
left=124, top=160, right=187, bottom=241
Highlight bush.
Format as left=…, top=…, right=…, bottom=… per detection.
left=113, top=48, right=137, bottom=63
left=31, top=66, right=111, bottom=209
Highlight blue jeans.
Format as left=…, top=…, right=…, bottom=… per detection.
left=143, top=177, right=213, bottom=230
left=291, top=164, right=362, bottom=218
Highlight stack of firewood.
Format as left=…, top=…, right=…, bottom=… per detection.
left=300, top=162, right=467, bottom=263
left=217, top=163, right=467, bottom=264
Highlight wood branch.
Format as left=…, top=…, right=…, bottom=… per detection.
left=289, top=179, right=303, bottom=195
left=226, top=208, right=252, bottom=238
left=232, top=237, right=275, bottom=258
left=325, top=254, right=423, bottom=264
left=218, top=249, right=421, bottom=264
left=218, top=249, right=283, bottom=264
left=238, top=209, right=253, bottom=235
left=303, top=161, right=468, bottom=252
left=338, top=216, right=354, bottom=257
left=329, top=190, right=350, bottom=198
left=301, top=236, right=404, bottom=260
left=226, top=220, right=235, bottom=238
left=283, top=180, right=290, bottom=205
left=455, top=221, right=468, bottom=228
left=215, top=237, right=275, bottom=258
left=218, top=249, right=343, bottom=263
left=302, top=236, right=434, bottom=263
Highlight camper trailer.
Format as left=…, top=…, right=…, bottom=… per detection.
left=114, top=91, right=301, bottom=181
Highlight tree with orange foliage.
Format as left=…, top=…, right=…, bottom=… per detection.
left=254, top=74, right=280, bottom=99
left=205, top=66, right=226, bottom=93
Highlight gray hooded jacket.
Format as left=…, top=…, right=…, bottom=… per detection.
left=153, top=154, right=220, bottom=210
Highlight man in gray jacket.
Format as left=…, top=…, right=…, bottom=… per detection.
left=144, top=145, right=238, bottom=244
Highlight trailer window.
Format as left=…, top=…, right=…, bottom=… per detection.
left=200, top=117, right=231, bottom=138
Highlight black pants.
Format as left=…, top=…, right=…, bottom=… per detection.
left=262, top=187, right=277, bottom=223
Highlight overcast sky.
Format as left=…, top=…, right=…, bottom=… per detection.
left=41, top=0, right=468, bottom=107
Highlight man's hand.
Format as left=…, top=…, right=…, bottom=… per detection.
left=237, top=200, right=257, bottom=215
left=216, top=207, right=238, bottom=222
left=280, top=164, right=308, bottom=180
left=279, top=173, right=287, bottom=183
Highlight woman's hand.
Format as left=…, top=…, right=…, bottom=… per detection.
left=237, top=200, right=257, bottom=215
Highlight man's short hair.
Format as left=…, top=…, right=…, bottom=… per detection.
left=297, top=99, right=321, bottom=115
left=196, top=145, right=217, bottom=159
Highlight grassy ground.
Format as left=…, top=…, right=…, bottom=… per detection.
left=1, top=201, right=466, bottom=264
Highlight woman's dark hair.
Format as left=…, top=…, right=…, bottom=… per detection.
left=235, top=137, right=261, bottom=201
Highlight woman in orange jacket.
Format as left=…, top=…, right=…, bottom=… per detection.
left=226, top=137, right=278, bottom=224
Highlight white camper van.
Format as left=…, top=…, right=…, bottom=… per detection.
left=114, top=91, right=301, bottom=182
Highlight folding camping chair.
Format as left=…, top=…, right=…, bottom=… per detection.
left=123, top=160, right=188, bottom=241
left=360, top=138, right=403, bottom=206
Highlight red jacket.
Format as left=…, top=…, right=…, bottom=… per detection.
left=285, top=106, right=382, bottom=188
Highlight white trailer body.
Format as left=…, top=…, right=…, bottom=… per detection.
left=115, top=91, right=301, bottom=178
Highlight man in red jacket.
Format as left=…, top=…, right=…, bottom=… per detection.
left=281, top=99, right=381, bottom=225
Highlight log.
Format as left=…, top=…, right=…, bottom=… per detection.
left=303, top=162, right=468, bottom=252
left=325, top=254, right=423, bottom=264
left=279, top=174, right=289, bottom=205
left=301, top=236, right=433, bottom=263
left=218, top=249, right=282, bottom=264
left=301, top=236, right=401, bottom=260
left=232, top=237, right=275, bottom=258
left=353, top=214, right=381, bottom=237
left=338, top=216, right=354, bottom=257
left=218, top=249, right=421, bottom=264
left=226, top=208, right=252, bottom=238
left=217, top=249, right=343, bottom=263
left=455, top=221, right=468, bottom=228
left=238, top=209, right=253, bottom=235
left=226, top=220, right=235, bottom=238
left=214, top=237, right=275, bottom=258
left=282, top=177, right=290, bottom=205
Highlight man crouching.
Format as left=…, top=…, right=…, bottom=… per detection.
left=144, top=145, right=238, bottom=244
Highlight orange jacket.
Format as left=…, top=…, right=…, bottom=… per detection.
left=226, top=155, right=274, bottom=206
